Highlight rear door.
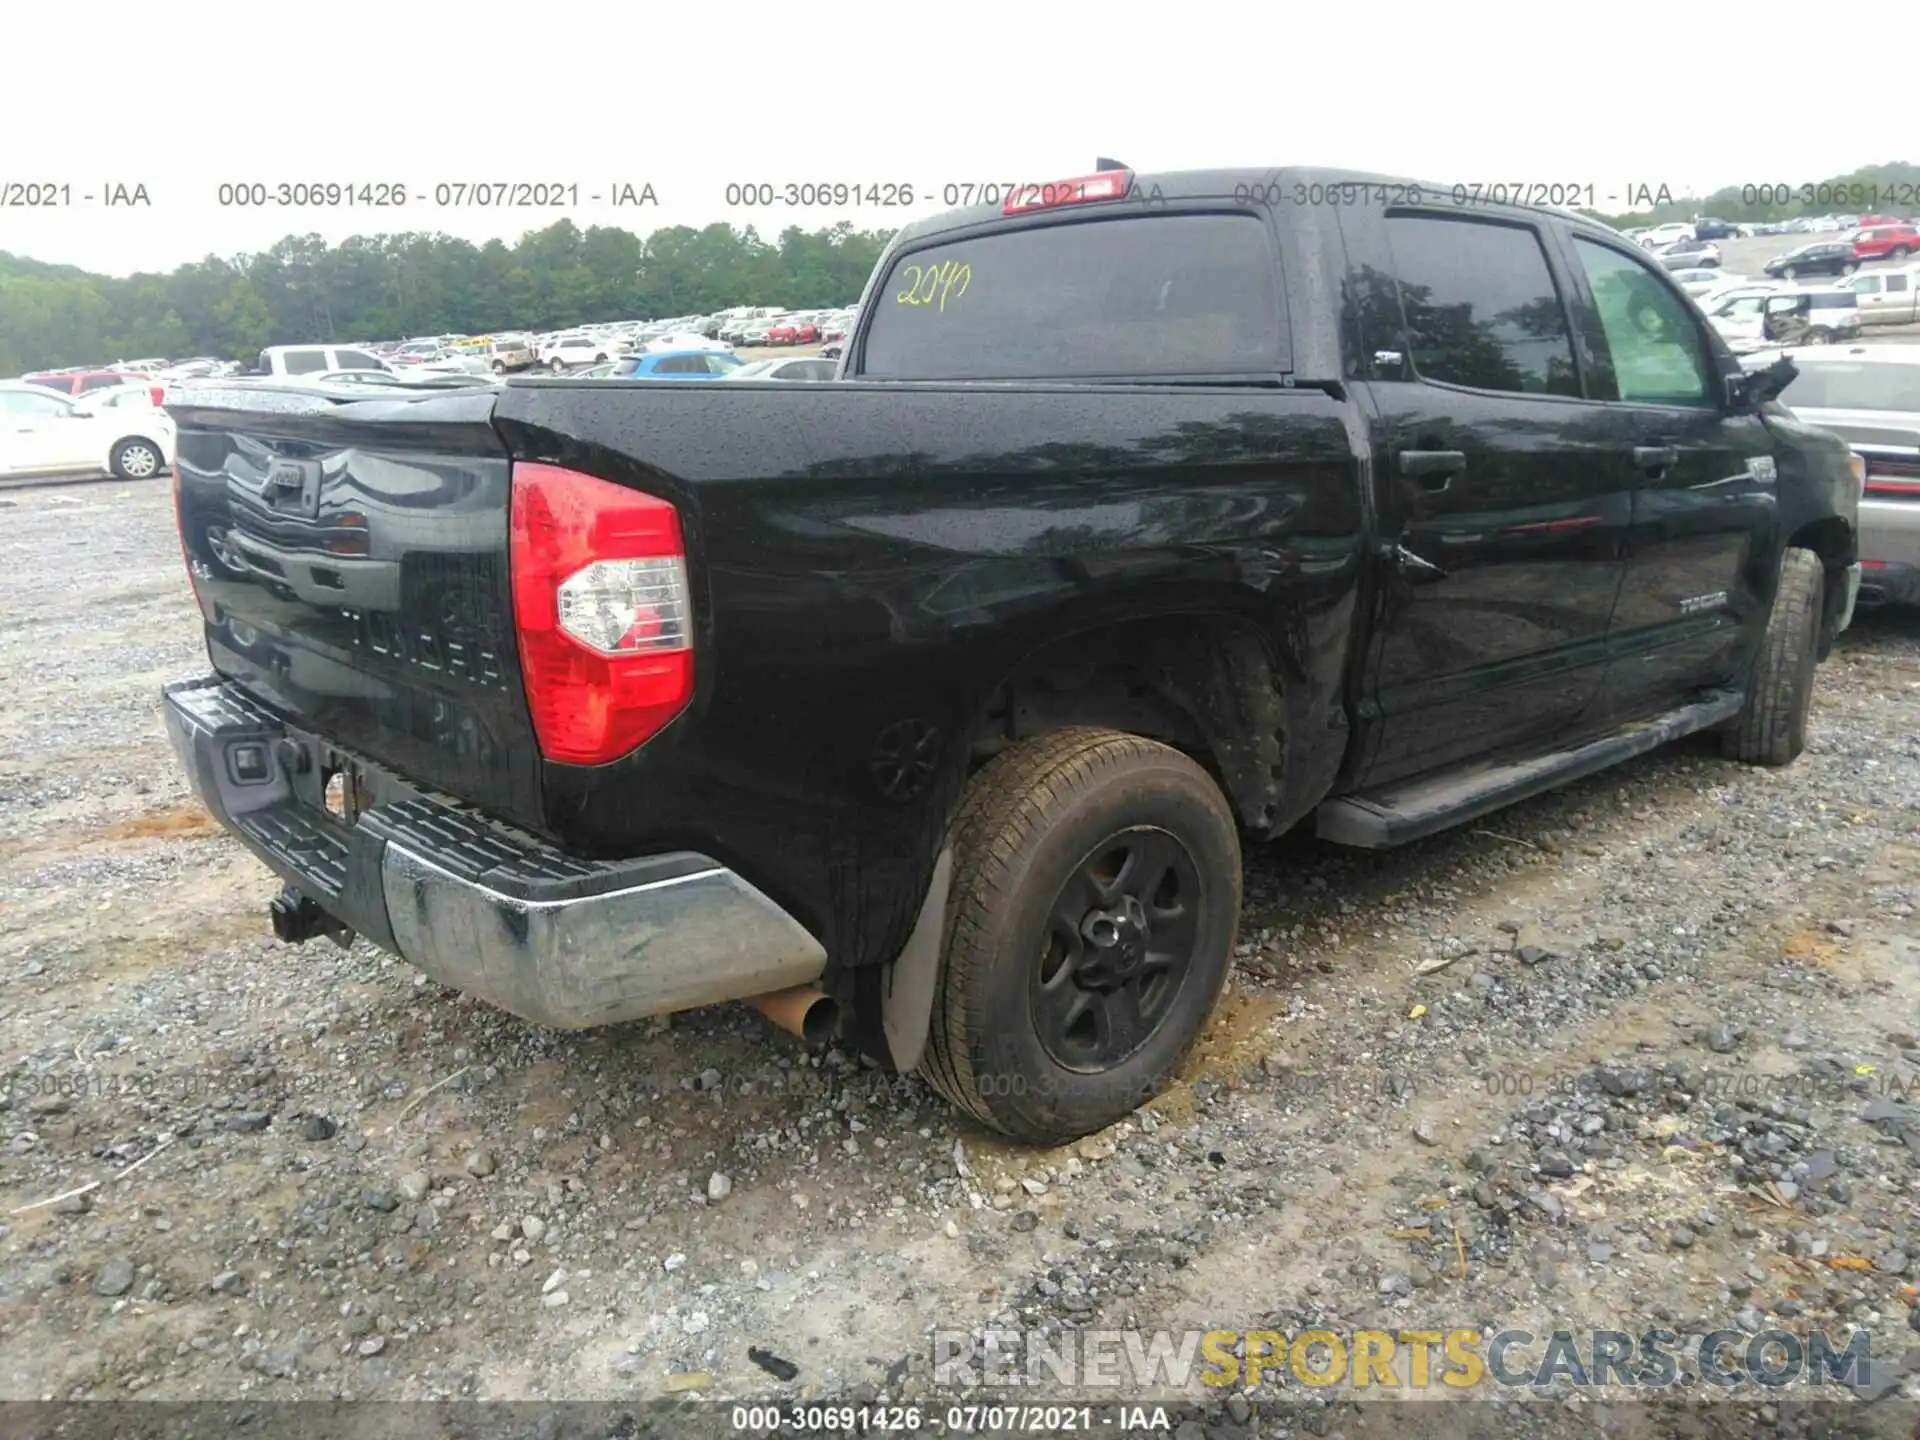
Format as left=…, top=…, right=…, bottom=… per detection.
left=1553, top=229, right=1779, bottom=724
left=1347, top=208, right=1630, bottom=788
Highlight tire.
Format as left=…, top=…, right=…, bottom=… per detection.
left=110, top=437, right=163, bottom=480
left=918, top=728, right=1243, bottom=1145
left=1841, top=262, right=1859, bottom=276
left=1806, top=327, right=1833, bottom=345
left=1782, top=266, right=1798, bottom=279
left=491, top=360, right=505, bottom=374
left=1721, top=547, right=1823, bottom=767
left=1892, top=246, right=1912, bottom=259
left=549, top=357, right=566, bottom=373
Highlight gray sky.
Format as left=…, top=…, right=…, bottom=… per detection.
left=2, top=0, right=1890, bottom=277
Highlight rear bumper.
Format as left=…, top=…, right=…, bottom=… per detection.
left=1856, top=561, right=1920, bottom=608
left=161, top=677, right=827, bottom=1029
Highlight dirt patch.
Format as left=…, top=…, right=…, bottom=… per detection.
left=94, top=802, right=222, bottom=843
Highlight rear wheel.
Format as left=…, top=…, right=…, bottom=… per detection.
left=1840, top=261, right=1859, bottom=275
left=919, top=728, right=1242, bottom=1145
left=1721, top=547, right=1823, bottom=767
left=1893, top=245, right=1912, bottom=259
left=1806, top=327, right=1833, bottom=345
left=1782, top=266, right=1798, bottom=279
left=549, top=357, right=566, bottom=373
left=491, top=360, right=506, bottom=374
left=110, top=437, right=162, bottom=480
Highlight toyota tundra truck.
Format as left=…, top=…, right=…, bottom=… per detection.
left=161, top=166, right=1863, bottom=1145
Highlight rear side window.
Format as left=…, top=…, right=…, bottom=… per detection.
left=77, top=374, right=124, bottom=392
left=610, top=356, right=644, bottom=377
left=334, top=349, right=382, bottom=369
left=1383, top=214, right=1580, bottom=397
left=859, top=214, right=1282, bottom=380
left=1777, top=363, right=1920, bottom=412
left=282, top=349, right=328, bottom=374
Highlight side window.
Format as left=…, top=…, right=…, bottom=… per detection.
left=283, top=349, right=328, bottom=375
left=79, top=374, right=122, bottom=392
left=1, top=389, right=73, bottom=418
left=1381, top=214, right=1580, bottom=397
left=334, top=350, right=382, bottom=369
left=1854, top=276, right=1884, bottom=295
left=1569, top=237, right=1714, bottom=408
left=1891, top=274, right=1912, bottom=294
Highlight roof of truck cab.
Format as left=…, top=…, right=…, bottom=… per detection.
left=887, top=166, right=1622, bottom=247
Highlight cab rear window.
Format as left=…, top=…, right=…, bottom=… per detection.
left=858, top=214, right=1283, bottom=380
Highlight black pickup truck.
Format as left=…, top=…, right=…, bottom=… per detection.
left=162, top=166, right=1863, bottom=1145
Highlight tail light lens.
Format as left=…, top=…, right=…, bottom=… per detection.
left=509, top=462, right=694, bottom=765
left=149, top=385, right=165, bottom=406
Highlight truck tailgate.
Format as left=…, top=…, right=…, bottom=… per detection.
left=168, top=385, right=544, bottom=829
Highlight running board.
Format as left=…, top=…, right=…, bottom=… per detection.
left=1315, top=690, right=1744, bottom=849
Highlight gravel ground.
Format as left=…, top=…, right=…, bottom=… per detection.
left=1, top=479, right=1918, bottom=1438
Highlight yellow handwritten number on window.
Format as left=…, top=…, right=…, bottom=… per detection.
left=894, top=260, right=971, bottom=312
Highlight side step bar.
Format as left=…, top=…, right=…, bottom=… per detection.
left=1314, top=689, right=1744, bottom=850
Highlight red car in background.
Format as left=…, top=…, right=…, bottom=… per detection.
left=22, top=370, right=165, bottom=406
left=766, top=318, right=820, bottom=346
left=1854, top=224, right=1918, bottom=262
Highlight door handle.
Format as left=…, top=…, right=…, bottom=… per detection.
left=1398, top=449, right=1467, bottom=483
left=1633, top=444, right=1679, bottom=472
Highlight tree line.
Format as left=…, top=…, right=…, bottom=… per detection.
left=0, top=219, right=898, bottom=375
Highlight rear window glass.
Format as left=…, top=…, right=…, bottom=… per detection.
left=859, top=214, right=1282, bottom=380
left=1778, top=363, right=1920, bottom=412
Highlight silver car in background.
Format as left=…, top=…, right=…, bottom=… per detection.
left=1757, top=345, right=1920, bottom=606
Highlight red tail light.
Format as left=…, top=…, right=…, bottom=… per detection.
left=509, top=462, right=694, bottom=765
left=1003, top=169, right=1133, bottom=215
left=150, top=385, right=165, bottom=406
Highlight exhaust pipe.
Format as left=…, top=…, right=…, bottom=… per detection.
left=745, top=986, right=840, bottom=1046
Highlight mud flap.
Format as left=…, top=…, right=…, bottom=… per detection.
left=881, top=846, right=952, bottom=1073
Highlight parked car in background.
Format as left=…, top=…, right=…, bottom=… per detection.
left=23, top=369, right=163, bottom=403
left=1656, top=239, right=1721, bottom=270
left=641, top=332, right=732, bottom=354
left=481, top=337, right=537, bottom=373
left=768, top=316, right=820, bottom=345
left=1752, top=345, right=1920, bottom=606
left=1840, top=266, right=1920, bottom=326
left=1641, top=221, right=1694, bottom=248
left=1757, top=287, right=1863, bottom=346
left=1702, top=284, right=1785, bottom=349
left=1672, top=268, right=1729, bottom=297
left=1853, top=224, right=1919, bottom=263
left=1764, top=242, right=1859, bottom=280
left=604, top=350, right=747, bottom=379
left=723, top=357, right=837, bottom=381
left=1693, top=217, right=1739, bottom=240
left=388, top=340, right=448, bottom=368
left=250, top=345, right=393, bottom=377
left=541, top=335, right=617, bottom=372
left=0, top=380, right=176, bottom=480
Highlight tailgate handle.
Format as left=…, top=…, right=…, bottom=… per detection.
left=1399, top=449, right=1466, bottom=491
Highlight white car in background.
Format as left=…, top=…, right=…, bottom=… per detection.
left=1671, top=268, right=1727, bottom=297
left=641, top=331, right=733, bottom=354
left=540, top=335, right=619, bottom=372
left=1641, top=222, right=1695, bottom=249
left=0, top=381, right=176, bottom=481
